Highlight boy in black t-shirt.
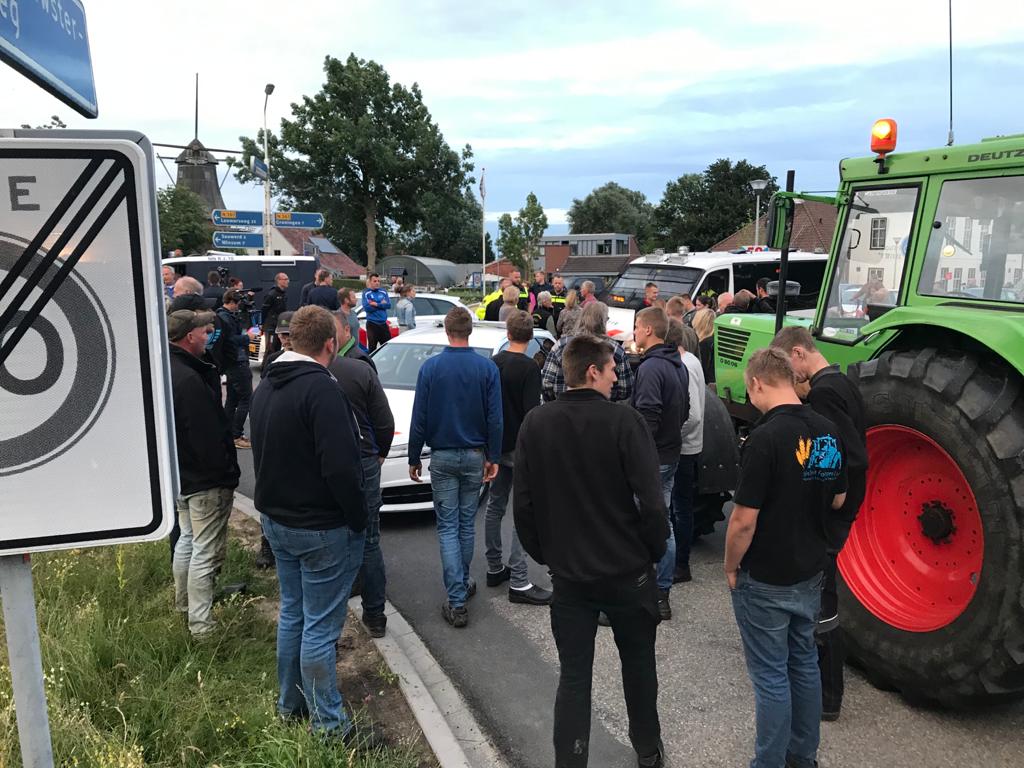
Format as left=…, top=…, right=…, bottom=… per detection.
left=725, top=348, right=847, bottom=768
left=483, top=310, right=552, bottom=606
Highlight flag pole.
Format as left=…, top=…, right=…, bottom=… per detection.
left=480, top=167, right=487, bottom=302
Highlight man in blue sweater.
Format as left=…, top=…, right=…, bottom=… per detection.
left=362, top=273, right=392, bottom=352
left=409, top=307, right=503, bottom=628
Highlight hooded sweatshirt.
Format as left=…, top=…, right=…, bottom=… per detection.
left=631, top=342, right=690, bottom=465
left=250, top=353, right=368, bottom=531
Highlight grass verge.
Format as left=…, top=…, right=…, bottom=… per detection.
left=0, top=540, right=425, bottom=768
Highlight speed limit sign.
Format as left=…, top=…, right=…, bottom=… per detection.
left=0, top=129, right=176, bottom=553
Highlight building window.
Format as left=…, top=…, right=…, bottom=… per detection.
left=617, top=239, right=628, bottom=254
left=962, top=218, right=973, bottom=251
left=868, top=267, right=885, bottom=283
left=870, top=217, right=887, bottom=250
left=968, top=267, right=976, bottom=280
left=953, top=267, right=962, bottom=291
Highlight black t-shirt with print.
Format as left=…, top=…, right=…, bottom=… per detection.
left=734, top=403, right=848, bottom=585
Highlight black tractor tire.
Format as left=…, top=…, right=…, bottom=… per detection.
left=844, top=348, right=1024, bottom=706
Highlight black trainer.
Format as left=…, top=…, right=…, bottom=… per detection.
left=487, top=565, right=511, bottom=587
left=441, top=601, right=468, bottom=628
left=363, top=612, right=387, bottom=639
left=821, top=707, right=841, bottom=722
left=657, top=590, right=672, bottom=621
left=509, top=584, right=553, bottom=605
left=637, top=739, right=665, bottom=767
left=672, top=565, right=692, bottom=584
left=597, top=611, right=611, bottom=627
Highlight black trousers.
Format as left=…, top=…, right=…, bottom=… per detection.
left=818, top=473, right=866, bottom=712
left=366, top=321, right=391, bottom=352
left=223, top=361, right=252, bottom=439
left=550, top=570, right=661, bottom=768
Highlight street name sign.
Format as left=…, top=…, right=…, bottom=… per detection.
left=274, top=211, right=324, bottom=229
left=212, top=230, right=264, bottom=249
left=0, top=129, right=176, bottom=553
left=212, top=208, right=262, bottom=227
left=0, top=0, right=98, bottom=118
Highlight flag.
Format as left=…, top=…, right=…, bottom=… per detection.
left=479, top=168, right=486, bottom=200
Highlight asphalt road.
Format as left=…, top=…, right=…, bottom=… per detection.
left=235, top=444, right=1024, bottom=768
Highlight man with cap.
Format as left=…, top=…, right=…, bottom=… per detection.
left=167, top=309, right=240, bottom=638
left=261, top=311, right=294, bottom=376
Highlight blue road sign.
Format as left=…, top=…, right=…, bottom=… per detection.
left=212, top=209, right=263, bottom=227
left=212, top=231, right=264, bottom=249
left=274, top=211, right=324, bottom=229
left=0, top=0, right=98, bottom=118
left=250, top=156, right=268, bottom=180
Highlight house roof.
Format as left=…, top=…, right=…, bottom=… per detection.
left=309, top=236, right=340, bottom=254
left=319, top=251, right=364, bottom=278
left=556, top=255, right=633, bottom=275
left=710, top=199, right=837, bottom=253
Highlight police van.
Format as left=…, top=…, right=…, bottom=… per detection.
left=603, top=247, right=829, bottom=336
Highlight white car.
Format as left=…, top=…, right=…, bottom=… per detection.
left=372, top=322, right=555, bottom=513
left=356, top=292, right=466, bottom=345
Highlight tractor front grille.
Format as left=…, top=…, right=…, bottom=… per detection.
left=716, top=327, right=751, bottom=363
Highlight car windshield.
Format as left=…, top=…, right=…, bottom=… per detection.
left=372, top=343, right=492, bottom=389
left=605, top=265, right=703, bottom=308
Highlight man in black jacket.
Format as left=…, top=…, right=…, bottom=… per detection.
left=772, top=326, right=867, bottom=721
left=330, top=312, right=395, bottom=638
left=250, top=305, right=371, bottom=739
left=632, top=306, right=689, bottom=621
left=515, top=335, right=669, bottom=768
left=260, top=272, right=290, bottom=363
left=216, top=290, right=259, bottom=449
left=168, top=309, right=240, bottom=639
left=307, top=268, right=341, bottom=310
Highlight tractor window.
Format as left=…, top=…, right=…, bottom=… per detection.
left=918, top=176, right=1024, bottom=304
left=821, top=186, right=919, bottom=342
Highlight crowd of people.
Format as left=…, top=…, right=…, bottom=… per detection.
left=161, top=264, right=867, bottom=768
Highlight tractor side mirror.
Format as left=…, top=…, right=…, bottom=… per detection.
left=765, top=194, right=793, bottom=250
left=767, top=280, right=802, bottom=297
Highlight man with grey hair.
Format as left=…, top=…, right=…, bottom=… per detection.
left=168, top=276, right=217, bottom=313
left=541, top=301, right=633, bottom=402
left=531, top=290, right=556, bottom=336
left=579, top=279, right=598, bottom=306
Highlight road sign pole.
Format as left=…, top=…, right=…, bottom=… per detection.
left=263, top=93, right=273, bottom=257
left=0, top=555, right=54, bottom=768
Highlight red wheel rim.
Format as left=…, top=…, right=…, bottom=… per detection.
left=839, top=425, right=983, bottom=632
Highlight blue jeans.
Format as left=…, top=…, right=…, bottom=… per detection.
left=484, top=458, right=528, bottom=589
left=261, top=514, right=366, bottom=733
left=655, top=462, right=677, bottom=592
left=360, top=455, right=386, bottom=619
left=672, top=455, right=699, bottom=569
left=429, top=448, right=485, bottom=608
left=731, top=570, right=824, bottom=768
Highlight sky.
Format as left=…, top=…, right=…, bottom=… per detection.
left=3, top=0, right=1024, bottom=242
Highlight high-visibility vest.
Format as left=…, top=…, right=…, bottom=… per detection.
left=476, top=289, right=503, bottom=319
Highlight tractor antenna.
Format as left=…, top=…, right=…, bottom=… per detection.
left=194, top=72, right=199, bottom=141
left=946, top=0, right=954, bottom=146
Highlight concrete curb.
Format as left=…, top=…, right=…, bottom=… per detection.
left=233, top=493, right=507, bottom=768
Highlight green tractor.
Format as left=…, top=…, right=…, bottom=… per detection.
left=714, top=119, right=1024, bottom=706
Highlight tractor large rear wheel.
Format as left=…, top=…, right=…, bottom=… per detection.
left=843, top=348, right=1024, bottom=706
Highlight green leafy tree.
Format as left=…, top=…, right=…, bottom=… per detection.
left=654, top=160, right=778, bottom=252
left=567, top=182, right=655, bottom=249
left=20, top=115, right=67, bottom=129
left=496, top=192, right=548, bottom=273
left=228, top=54, right=474, bottom=272
left=157, top=185, right=212, bottom=255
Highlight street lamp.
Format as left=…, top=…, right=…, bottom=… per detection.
left=750, top=178, right=769, bottom=248
left=263, top=83, right=275, bottom=257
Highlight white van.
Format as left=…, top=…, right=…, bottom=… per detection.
left=603, top=248, right=829, bottom=337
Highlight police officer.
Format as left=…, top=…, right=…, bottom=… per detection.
left=478, top=277, right=513, bottom=320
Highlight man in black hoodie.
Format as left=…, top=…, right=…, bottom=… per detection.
left=167, top=310, right=240, bottom=639
left=330, top=312, right=395, bottom=639
left=631, top=306, right=689, bottom=621
left=250, top=305, right=371, bottom=739
left=515, top=334, right=669, bottom=768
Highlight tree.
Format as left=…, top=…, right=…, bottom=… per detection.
left=567, top=182, right=655, bottom=249
left=654, top=160, right=778, bottom=252
left=20, top=115, right=67, bottom=129
left=157, top=185, right=212, bottom=255
left=228, top=54, right=474, bottom=272
left=389, top=189, right=492, bottom=264
left=496, top=192, right=548, bottom=273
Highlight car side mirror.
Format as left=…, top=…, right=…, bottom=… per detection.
left=767, top=280, right=802, bottom=297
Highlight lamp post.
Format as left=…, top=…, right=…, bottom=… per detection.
left=750, top=178, right=769, bottom=248
left=262, top=83, right=275, bottom=257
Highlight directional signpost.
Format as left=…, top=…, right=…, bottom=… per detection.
left=273, top=211, right=324, bottom=229
left=250, top=156, right=268, bottom=180
left=0, top=129, right=175, bottom=766
left=0, top=0, right=98, bottom=118
left=213, top=230, right=265, bottom=249
left=212, top=208, right=263, bottom=227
